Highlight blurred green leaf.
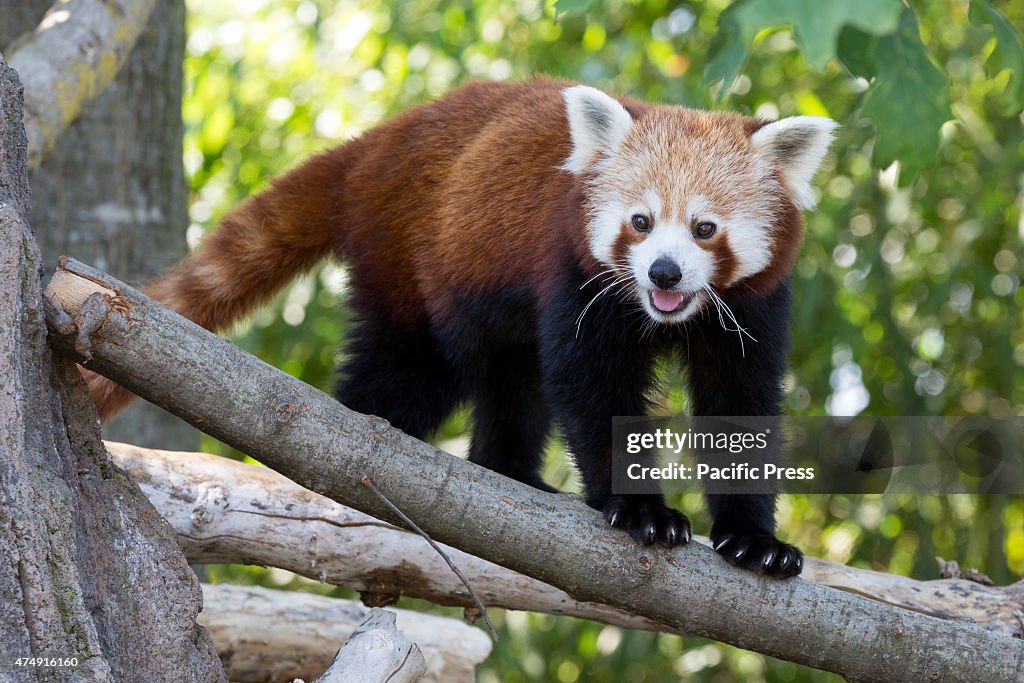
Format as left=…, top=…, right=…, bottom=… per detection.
left=705, top=0, right=903, bottom=92
left=706, top=2, right=948, bottom=176
left=843, top=11, right=951, bottom=179
left=554, top=0, right=593, bottom=18
left=969, top=0, right=1024, bottom=114
left=834, top=24, right=878, bottom=80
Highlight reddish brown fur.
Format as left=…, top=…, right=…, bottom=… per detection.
left=87, top=77, right=804, bottom=418
left=702, top=233, right=739, bottom=287
left=85, top=146, right=347, bottom=415
left=337, top=79, right=595, bottom=323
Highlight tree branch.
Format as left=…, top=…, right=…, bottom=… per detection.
left=200, top=584, right=486, bottom=683
left=106, top=441, right=1024, bottom=640
left=107, top=441, right=683, bottom=633
left=5, top=0, right=158, bottom=169
left=45, top=258, right=1024, bottom=682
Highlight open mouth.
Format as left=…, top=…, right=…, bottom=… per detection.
left=649, top=289, right=694, bottom=314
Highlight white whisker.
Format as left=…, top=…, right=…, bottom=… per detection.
left=701, top=285, right=757, bottom=358
left=578, top=268, right=615, bottom=290
left=575, top=280, right=622, bottom=338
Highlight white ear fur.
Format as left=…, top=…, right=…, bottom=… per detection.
left=562, top=85, right=634, bottom=175
left=751, top=116, right=838, bottom=210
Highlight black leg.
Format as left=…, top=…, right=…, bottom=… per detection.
left=335, top=320, right=466, bottom=441
left=538, top=275, right=691, bottom=547
left=468, top=345, right=556, bottom=492
left=686, top=280, right=803, bottom=578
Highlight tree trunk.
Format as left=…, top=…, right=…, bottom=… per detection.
left=4, top=0, right=197, bottom=450
left=0, top=57, right=224, bottom=682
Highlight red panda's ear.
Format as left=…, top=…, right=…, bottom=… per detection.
left=561, top=85, right=634, bottom=175
left=751, top=116, right=838, bottom=210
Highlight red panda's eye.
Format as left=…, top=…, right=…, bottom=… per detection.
left=694, top=221, right=717, bottom=239
left=631, top=214, right=651, bottom=232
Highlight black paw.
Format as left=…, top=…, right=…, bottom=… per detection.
left=711, top=532, right=803, bottom=578
left=602, top=496, right=691, bottom=547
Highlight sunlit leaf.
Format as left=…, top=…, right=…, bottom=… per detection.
left=969, top=0, right=1024, bottom=114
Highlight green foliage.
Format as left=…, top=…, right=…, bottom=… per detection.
left=554, top=0, right=594, bottom=17
left=706, top=0, right=950, bottom=179
left=838, top=11, right=951, bottom=178
left=186, top=0, right=1024, bottom=680
left=705, top=0, right=902, bottom=78
left=970, top=0, right=1024, bottom=113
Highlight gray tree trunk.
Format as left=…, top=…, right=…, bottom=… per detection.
left=0, top=57, right=224, bottom=682
left=3, top=0, right=197, bottom=450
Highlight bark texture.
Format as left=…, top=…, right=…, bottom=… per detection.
left=107, top=441, right=1024, bottom=639
left=201, top=584, right=488, bottom=683
left=3, top=0, right=159, bottom=169
left=313, top=609, right=427, bottom=683
left=45, top=259, right=1024, bottom=683
left=4, top=0, right=197, bottom=450
left=110, top=442, right=671, bottom=631
left=0, top=59, right=223, bottom=682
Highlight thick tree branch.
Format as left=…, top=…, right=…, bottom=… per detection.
left=107, top=441, right=1024, bottom=640
left=201, top=584, right=486, bottom=683
left=45, top=258, right=1024, bottom=682
left=108, top=441, right=680, bottom=632
left=5, top=0, right=158, bottom=169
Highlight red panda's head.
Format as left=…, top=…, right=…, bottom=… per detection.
left=562, top=85, right=836, bottom=324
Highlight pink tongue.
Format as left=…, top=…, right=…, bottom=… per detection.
left=652, top=290, right=684, bottom=312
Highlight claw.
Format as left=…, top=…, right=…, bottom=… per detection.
left=712, top=532, right=803, bottom=578
left=601, top=497, right=691, bottom=549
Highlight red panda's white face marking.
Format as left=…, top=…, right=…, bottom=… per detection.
left=562, top=86, right=836, bottom=324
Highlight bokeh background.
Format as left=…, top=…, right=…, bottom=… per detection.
left=184, top=1, right=1023, bottom=680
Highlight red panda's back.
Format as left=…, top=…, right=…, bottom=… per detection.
left=336, top=78, right=585, bottom=327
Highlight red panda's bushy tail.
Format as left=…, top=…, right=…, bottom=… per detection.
left=87, top=149, right=347, bottom=418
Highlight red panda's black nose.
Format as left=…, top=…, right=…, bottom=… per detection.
left=648, top=258, right=682, bottom=289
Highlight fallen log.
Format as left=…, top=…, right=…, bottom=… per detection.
left=44, top=258, right=1024, bottom=682
left=107, top=441, right=1024, bottom=639
left=108, top=441, right=672, bottom=632
left=312, top=608, right=426, bottom=683
left=200, top=584, right=486, bottom=683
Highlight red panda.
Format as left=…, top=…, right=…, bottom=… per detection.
left=87, top=77, right=835, bottom=578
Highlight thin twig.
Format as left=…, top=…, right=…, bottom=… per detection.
left=360, top=475, right=500, bottom=641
